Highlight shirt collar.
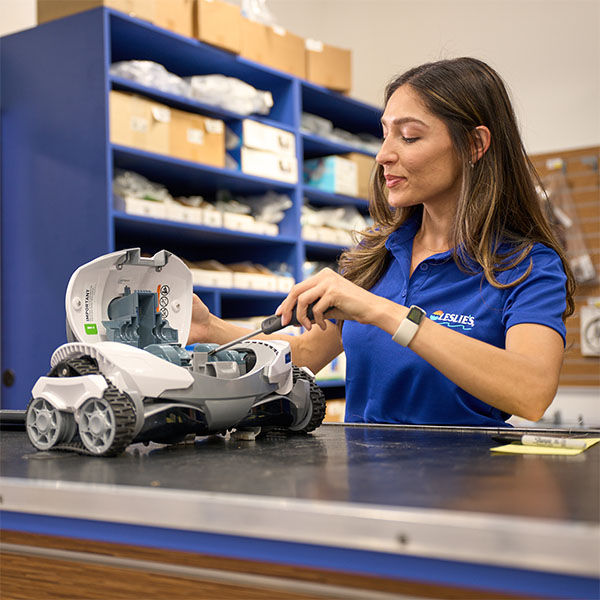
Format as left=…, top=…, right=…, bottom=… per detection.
left=385, top=215, right=454, bottom=264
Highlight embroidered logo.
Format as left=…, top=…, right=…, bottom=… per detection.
left=430, top=310, right=475, bottom=331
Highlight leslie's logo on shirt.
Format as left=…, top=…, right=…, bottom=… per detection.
left=430, top=310, right=475, bottom=331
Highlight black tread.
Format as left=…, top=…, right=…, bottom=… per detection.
left=291, top=365, right=326, bottom=434
left=41, top=355, right=136, bottom=456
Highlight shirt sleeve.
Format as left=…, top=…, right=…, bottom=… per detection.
left=500, top=245, right=568, bottom=345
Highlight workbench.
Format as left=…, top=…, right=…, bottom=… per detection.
left=1, top=423, right=599, bottom=599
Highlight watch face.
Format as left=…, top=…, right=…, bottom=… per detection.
left=407, top=306, right=425, bottom=325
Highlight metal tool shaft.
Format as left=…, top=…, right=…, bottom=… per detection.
left=207, top=327, right=263, bottom=355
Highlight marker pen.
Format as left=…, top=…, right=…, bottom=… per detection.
left=491, top=434, right=586, bottom=450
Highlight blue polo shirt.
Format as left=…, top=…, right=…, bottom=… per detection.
left=342, top=217, right=567, bottom=427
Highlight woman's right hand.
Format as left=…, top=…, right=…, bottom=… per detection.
left=187, top=294, right=212, bottom=345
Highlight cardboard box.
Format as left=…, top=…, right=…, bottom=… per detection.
left=169, top=109, right=225, bottom=167
left=241, top=147, right=298, bottom=183
left=195, top=0, right=241, bottom=53
left=343, top=152, right=376, bottom=198
left=305, top=39, right=352, bottom=93
left=155, top=0, right=194, bottom=37
left=242, top=120, right=296, bottom=157
left=240, top=17, right=270, bottom=65
left=109, top=91, right=170, bottom=155
left=304, top=155, right=358, bottom=196
left=269, top=26, right=306, bottom=78
left=240, top=19, right=305, bottom=78
left=38, top=0, right=155, bottom=24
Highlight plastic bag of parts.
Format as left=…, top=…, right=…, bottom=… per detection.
left=215, top=190, right=291, bottom=223
left=113, top=170, right=173, bottom=203
left=186, top=74, right=273, bottom=116
left=242, top=0, right=276, bottom=25
left=301, top=113, right=381, bottom=154
left=214, top=191, right=252, bottom=215
left=541, top=168, right=596, bottom=284
left=110, top=61, right=191, bottom=97
left=241, top=191, right=292, bottom=224
left=302, top=203, right=369, bottom=232
left=301, top=113, right=334, bottom=138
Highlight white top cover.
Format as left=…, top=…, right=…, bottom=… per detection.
left=65, top=248, right=193, bottom=346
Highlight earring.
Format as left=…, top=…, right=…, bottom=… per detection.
left=468, top=160, right=474, bottom=168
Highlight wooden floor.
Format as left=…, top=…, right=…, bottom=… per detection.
left=0, top=531, right=526, bottom=600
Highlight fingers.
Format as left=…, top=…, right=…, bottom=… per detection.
left=276, top=269, right=338, bottom=331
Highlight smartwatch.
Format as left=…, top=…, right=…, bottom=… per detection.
left=392, top=305, right=426, bottom=347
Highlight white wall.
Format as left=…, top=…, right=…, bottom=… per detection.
left=268, top=0, right=600, bottom=155
left=0, top=0, right=35, bottom=37
left=1, top=0, right=598, bottom=154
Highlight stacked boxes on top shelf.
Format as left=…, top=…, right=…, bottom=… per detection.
left=38, top=0, right=352, bottom=92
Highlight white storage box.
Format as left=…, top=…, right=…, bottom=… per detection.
left=277, top=275, right=294, bottom=292
left=241, top=147, right=298, bottom=184
left=123, top=196, right=168, bottom=220
left=316, top=226, right=339, bottom=244
left=232, top=272, right=279, bottom=291
left=223, top=212, right=259, bottom=233
left=190, top=268, right=233, bottom=288
left=256, top=222, right=279, bottom=236
left=242, top=119, right=296, bottom=157
left=302, top=225, right=320, bottom=242
left=334, top=229, right=354, bottom=247
left=166, top=203, right=203, bottom=225
left=200, top=208, right=223, bottom=228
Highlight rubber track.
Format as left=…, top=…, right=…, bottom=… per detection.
left=290, top=366, right=326, bottom=434
left=41, top=356, right=137, bottom=457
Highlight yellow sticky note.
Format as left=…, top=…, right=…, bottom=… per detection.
left=491, top=438, right=600, bottom=456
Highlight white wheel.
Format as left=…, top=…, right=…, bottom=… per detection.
left=26, top=398, right=76, bottom=450
left=78, top=397, right=117, bottom=455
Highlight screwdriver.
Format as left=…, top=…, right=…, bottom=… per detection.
left=207, top=302, right=330, bottom=355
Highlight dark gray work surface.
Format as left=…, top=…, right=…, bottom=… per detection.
left=2, top=424, right=598, bottom=525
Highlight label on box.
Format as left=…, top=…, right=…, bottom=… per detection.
left=187, top=128, right=205, bottom=145
left=306, top=38, right=324, bottom=52
left=130, top=116, right=149, bottom=133
left=152, top=106, right=171, bottom=123
left=205, top=118, right=224, bottom=134
left=201, top=208, right=223, bottom=228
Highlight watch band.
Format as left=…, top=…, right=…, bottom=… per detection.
left=392, top=305, right=426, bottom=347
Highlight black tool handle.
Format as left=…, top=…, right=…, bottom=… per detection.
left=260, top=302, right=327, bottom=335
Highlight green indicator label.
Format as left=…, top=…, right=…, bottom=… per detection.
left=84, top=323, right=98, bottom=335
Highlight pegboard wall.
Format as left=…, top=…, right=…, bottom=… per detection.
left=530, top=145, right=600, bottom=387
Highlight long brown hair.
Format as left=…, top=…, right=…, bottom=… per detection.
left=339, top=57, right=575, bottom=320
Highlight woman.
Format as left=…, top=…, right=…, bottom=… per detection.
left=189, top=57, right=575, bottom=427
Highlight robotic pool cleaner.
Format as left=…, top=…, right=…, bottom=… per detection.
left=26, top=248, right=325, bottom=456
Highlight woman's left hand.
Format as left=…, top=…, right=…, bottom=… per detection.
left=276, top=267, right=385, bottom=331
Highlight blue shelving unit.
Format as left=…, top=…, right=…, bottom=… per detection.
left=0, top=7, right=381, bottom=409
